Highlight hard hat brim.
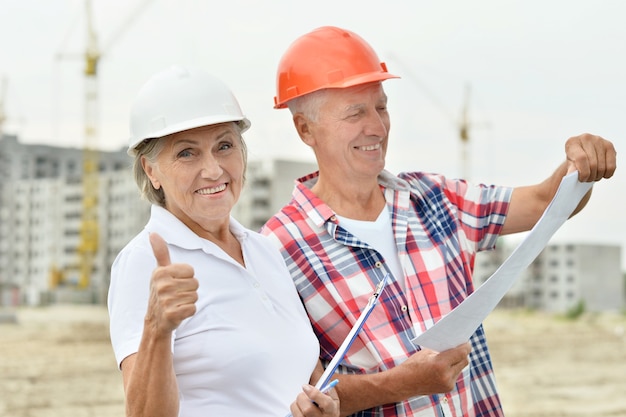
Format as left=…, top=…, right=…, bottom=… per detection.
left=274, top=72, right=399, bottom=109
left=127, top=116, right=251, bottom=156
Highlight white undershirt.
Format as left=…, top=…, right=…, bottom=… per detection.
left=336, top=205, right=405, bottom=291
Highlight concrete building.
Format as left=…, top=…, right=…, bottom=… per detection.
left=233, top=158, right=318, bottom=231
left=474, top=240, right=624, bottom=313
left=528, top=243, right=623, bottom=313
left=0, top=134, right=149, bottom=305
left=473, top=238, right=530, bottom=309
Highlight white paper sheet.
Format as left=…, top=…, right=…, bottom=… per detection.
left=411, top=172, right=593, bottom=352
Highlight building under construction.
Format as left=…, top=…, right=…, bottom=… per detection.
left=0, top=133, right=149, bottom=305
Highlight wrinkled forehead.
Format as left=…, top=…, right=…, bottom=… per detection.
left=321, top=82, right=387, bottom=111
left=166, top=121, right=241, bottom=139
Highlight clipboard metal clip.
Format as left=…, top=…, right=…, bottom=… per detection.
left=370, top=273, right=388, bottom=301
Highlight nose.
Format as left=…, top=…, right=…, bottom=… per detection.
left=364, top=109, right=389, bottom=138
left=200, top=153, right=223, bottom=179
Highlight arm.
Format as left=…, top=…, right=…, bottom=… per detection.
left=501, top=133, right=616, bottom=235
left=121, top=339, right=178, bottom=417
left=330, top=344, right=471, bottom=416
left=121, top=233, right=199, bottom=417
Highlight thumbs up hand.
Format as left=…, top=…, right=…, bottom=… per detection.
left=145, top=232, right=199, bottom=335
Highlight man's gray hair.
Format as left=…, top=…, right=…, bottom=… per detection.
left=286, top=89, right=330, bottom=122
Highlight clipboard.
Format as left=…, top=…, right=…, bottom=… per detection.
left=314, top=273, right=390, bottom=391
left=284, top=273, right=389, bottom=417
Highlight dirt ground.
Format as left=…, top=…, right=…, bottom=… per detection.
left=1, top=305, right=625, bottom=417
left=485, top=309, right=626, bottom=417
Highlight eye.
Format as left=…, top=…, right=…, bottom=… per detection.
left=217, top=141, right=235, bottom=151
left=177, top=149, right=193, bottom=158
left=346, top=109, right=364, bottom=119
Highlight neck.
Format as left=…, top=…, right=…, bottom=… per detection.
left=195, top=221, right=245, bottom=267
left=312, top=174, right=385, bottom=221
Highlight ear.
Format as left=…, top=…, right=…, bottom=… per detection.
left=293, top=113, right=315, bottom=147
left=141, top=156, right=161, bottom=190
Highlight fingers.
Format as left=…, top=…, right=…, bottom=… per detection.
left=599, top=138, right=618, bottom=179
left=290, top=384, right=339, bottom=417
left=447, top=342, right=471, bottom=374
left=444, top=342, right=471, bottom=365
left=565, top=133, right=617, bottom=182
left=149, top=232, right=195, bottom=280
left=396, top=343, right=471, bottom=396
left=426, top=342, right=470, bottom=389
left=150, top=232, right=171, bottom=267
left=146, top=232, right=198, bottom=333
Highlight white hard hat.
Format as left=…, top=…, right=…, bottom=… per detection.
left=128, top=65, right=251, bottom=156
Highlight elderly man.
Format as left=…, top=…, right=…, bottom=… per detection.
left=261, top=26, right=617, bottom=417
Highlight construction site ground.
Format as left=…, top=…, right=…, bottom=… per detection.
left=1, top=305, right=625, bottom=417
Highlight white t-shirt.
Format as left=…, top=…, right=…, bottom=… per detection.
left=336, top=205, right=405, bottom=291
left=108, top=205, right=319, bottom=417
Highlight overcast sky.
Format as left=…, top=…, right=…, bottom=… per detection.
left=1, top=0, right=624, bottom=268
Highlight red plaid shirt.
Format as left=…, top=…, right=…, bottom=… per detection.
left=261, top=170, right=512, bottom=417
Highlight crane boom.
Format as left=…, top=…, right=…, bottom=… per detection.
left=0, top=76, right=7, bottom=136
left=76, top=0, right=99, bottom=289
left=59, top=0, right=154, bottom=290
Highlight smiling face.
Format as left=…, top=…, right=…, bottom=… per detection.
left=142, top=122, right=245, bottom=237
left=296, top=82, right=390, bottom=183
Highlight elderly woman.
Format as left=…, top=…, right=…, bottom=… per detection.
left=107, top=66, right=339, bottom=417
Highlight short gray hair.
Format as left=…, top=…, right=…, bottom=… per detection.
left=132, top=122, right=248, bottom=207
left=286, top=89, right=329, bottom=122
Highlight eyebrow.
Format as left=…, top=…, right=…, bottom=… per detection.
left=171, top=138, right=199, bottom=148
left=172, top=128, right=236, bottom=146
left=344, top=103, right=365, bottom=113
left=343, top=97, right=388, bottom=113
left=215, top=129, right=237, bottom=139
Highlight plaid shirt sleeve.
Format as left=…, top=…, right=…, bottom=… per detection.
left=261, top=170, right=512, bottom=417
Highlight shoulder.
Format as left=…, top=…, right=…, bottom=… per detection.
left=111, top=230, right=154, bottom=278
left=260, top=203, right=307, bottom=237
left=393, top=171, right=463, bottom=206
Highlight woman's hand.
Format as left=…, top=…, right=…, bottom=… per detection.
left=146, top=232, right=199, bottom=335
left=289, top=384, right=340, bottom=417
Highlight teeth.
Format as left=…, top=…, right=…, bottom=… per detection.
left=197, top=184, right=226, bottom=195
left=358, top=143, right=381, bottom=151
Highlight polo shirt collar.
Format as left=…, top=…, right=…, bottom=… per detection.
left=146, top=205, right=248, bottom=251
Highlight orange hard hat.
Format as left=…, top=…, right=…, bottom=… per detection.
left=274, top=26, right=399, bottom=109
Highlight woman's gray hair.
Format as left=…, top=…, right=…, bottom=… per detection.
left=132, top=122, right=248, bottom=207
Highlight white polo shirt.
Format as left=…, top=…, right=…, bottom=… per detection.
left=108, top=205, right=319, bottom=417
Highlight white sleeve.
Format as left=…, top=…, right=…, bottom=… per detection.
left=107, top=233, right=164, bottom=368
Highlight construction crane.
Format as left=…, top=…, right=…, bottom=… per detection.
left=76, top=0, right=99, bottom=289
left=386, top=54, right=486, bottom=180
left=458, top=83, right=471, bottom=180
left=0, top=76, right=7, bottom=136
left=57, top=0, right=154, bottom=289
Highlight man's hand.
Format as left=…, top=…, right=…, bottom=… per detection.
left=388, top=342, right=471, bottom=399
left=145, top=232, right=199, bottom=335
left=565, top=133, right=617, bottom=182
